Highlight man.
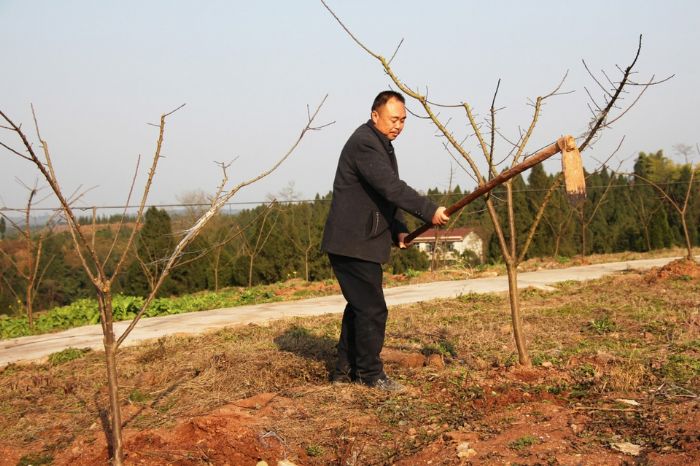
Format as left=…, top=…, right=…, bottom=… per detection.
left=321, top=90, right=449, bottom=391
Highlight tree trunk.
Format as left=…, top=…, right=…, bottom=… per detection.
left=639, top=203, right=652, bottom=251
left=579, top=209, right=587, bottom=261
left=212, top=248, right=221, bottom=292
left=681, top=217, right=694, bottom=261
left=26, top=285, right=33, bottom=329
left=553, top=234, right=562, bottom=258
left=101, top=295, right=124, bottom=465
left=248, top=254, right=254, bottom=288
left=505, top=260, right=531, bottom=366
left=504, top=181, right=531, bottom=366
left=104, top=340, right=123, bottom=464
left=304, top=248, right=310, bottom=282
left=642, top=224, right=651, bottom=251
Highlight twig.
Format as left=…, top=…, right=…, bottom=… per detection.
left=388, top=38, right=404, bottom=65
left=578, top=35, right=643, bottom=152
left=574, top=406, right=638, bottom=412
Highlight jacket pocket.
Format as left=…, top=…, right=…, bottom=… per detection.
left=366, top=211, right=387, bottom=238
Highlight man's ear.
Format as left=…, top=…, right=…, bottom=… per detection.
left=371, top=110, right=379, bottom=125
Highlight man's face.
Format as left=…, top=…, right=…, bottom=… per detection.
left=371, top=97, right=407, bottom=141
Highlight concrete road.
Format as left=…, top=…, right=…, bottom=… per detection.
left=0, top=256, right=682, bottom=367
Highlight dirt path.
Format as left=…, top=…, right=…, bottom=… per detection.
left=0, top=256, right=685, bottom=366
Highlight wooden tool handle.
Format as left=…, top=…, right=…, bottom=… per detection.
left=404, top=136, right=572, bottom=244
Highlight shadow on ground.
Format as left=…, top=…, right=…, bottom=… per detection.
left=273, top=324, right=337, bottom=374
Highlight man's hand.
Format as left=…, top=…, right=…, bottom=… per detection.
left=432, top=206, right=450, bottom=226
left=398, top=232, right=409, bottom=249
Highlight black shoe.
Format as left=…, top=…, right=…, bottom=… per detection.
left=366, top=376, right=406, bottom=392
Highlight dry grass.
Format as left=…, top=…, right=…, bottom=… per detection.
left=1, top=260, right=699, bottom=464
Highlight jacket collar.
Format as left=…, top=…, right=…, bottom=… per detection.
left=366, top=120, right=394, bottom=155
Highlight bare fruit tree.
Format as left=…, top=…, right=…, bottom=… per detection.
left=241, top=200, right=279, bottom=287
left=277, top=185, right=324, bottom=282
left=0, top=96, right=330, bottom=464
left=629, top=145, right=698, bottom=261
left=0, top=182, right=60, bottom=327
left=322, top=0, right=667, bottom=366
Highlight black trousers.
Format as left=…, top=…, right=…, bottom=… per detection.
left=328, top=253, right=387, bottom=383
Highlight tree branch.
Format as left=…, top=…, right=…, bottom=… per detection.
left=110, top=104, right=186, bottom=283
left=578, top=35, right=642, bottom=152
left=116, top=96, right=330, bottom=347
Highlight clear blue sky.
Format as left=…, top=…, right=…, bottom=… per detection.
left=1, top=0, right=697, bottom=212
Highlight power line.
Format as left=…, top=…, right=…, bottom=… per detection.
left=1, top=179, right=697, bottom=213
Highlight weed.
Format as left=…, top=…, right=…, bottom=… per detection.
left=531, top=352, right=560, bottom=367
left=0, top=363, right=19, bottom=377
left=661, top=354, right=700, bottom=385
left=569, top=362, right=598, bottom=397
left=573, top=363, right=596, bottom=381
left=292, top=289, right=316, bottom=298
left=543, top=303, right=584, bottom=317
left=673, top=339, right=700, bottom=352
left=128, top=388, right=150, bottom=404
left=587, top=315, right=617, bottom=334
left=377, top=397, right=415, bottom=426
left=17, top=453, right=53, bottom=466
left=503, top=353, right=518, bottom=368
left=459, top=384, right=485, bottom=401
left=521, top=287, right=546, bottom=298
left=306, top=444, right=324, bottom=457
left=508, top=435, right=539, bottom=450
left=404, top=268, right=421, bottom=279
left=457, top=292, right=503, bottom=305
left=440, top=314, right=468, bottom=324
left=286, top=324, right=312, bottom=339
left=568, top=387, right=590, bottom=399
left=421, top=339, right=458, bottom=358
left=554, top=280, right=580, bottom=289
left=48, top=347, right=90, bottom=366
left=154, top=398, right=177, bottom=414
left=546, top=383, right=568, bottom=395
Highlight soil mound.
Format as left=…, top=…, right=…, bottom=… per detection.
left=645, top=258, right=700, bottom=283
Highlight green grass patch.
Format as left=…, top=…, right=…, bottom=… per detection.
left=587, top=315, right=617, bottom=334
left=48, top=347, right=90, bottom=366
left=542, top=303, right=591, bottom=317
left=421, top=339, right=458, bottom=358
left=662, top=354, right=700, bottom=385
left=508, top=435, right=540, bottom=450
left=305, top=444, right=324, bottom=457
left=457, top=292, right=504, bottom=305
left=128, top=388, right=151, bottom=404
left=17, top=453, right=53, bottom=466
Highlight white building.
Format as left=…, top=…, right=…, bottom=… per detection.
left=412, top=227, right=484, bottom=263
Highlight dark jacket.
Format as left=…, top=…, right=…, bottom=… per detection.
left=321, top=121, right=438, bottom=263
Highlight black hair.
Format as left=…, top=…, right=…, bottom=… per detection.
left=371, top=90, right=405, bottom=112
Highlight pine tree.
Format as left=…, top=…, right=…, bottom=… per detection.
left=524, top=164, right=551, bottom=257
left=124, top=207, right=175, bottom=296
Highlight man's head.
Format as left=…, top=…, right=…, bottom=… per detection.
left=371, top=91, right=406, bottom=141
